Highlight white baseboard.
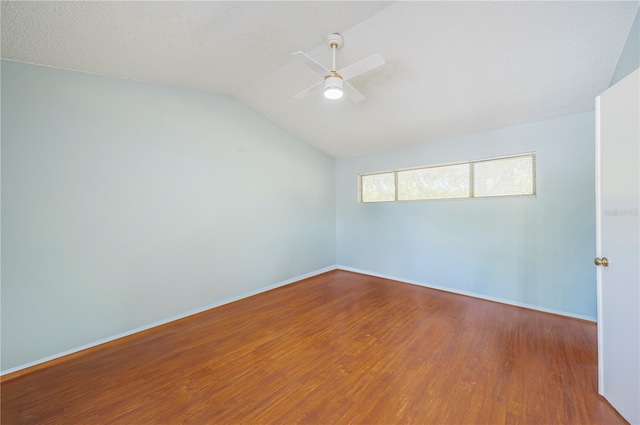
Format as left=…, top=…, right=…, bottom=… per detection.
left=336, top=265, right=597, bottom=322
left=1, top=265, right=338, bottom=376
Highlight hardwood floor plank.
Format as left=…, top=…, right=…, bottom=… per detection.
left=1, top=270, right=627, bottom=424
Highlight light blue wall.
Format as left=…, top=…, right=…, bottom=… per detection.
left=336, top=112, right=596, bottom=319
left=611, top=7, right=639, bottom=86
left=1, top=60, right=336, bottom=371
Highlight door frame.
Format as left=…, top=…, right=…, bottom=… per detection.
left=594, top=95, right=604, bottom=395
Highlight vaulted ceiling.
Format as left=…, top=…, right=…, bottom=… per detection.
left=2, top=1, right=638, bottom=158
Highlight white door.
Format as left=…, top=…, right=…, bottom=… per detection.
left=595, top=68, right=640, bottom=425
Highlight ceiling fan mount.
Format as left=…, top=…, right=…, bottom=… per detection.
left=292, top=33, right=385, bottom=103
left=326, top=33, right=343, bottom=49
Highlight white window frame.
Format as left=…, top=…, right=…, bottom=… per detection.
left=358, top=152, right=536, bottom=203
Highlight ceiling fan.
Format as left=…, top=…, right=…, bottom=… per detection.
left=292, top=33, right=385, bottom=103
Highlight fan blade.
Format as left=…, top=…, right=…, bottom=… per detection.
left=294, top=80, right=323, bottom=99
left=292, top=51, right=330, bottom=77
left=344, top=82, right=365, bottom=103
left=338, top=53, right=385, bottom=81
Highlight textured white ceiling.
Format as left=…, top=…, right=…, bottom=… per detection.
left=2, top=1, right=638, bottom=158
left=0, top=1, right=392, bottom=94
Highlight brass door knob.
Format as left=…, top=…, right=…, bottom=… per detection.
left=594, top=257, right=610, bottom=267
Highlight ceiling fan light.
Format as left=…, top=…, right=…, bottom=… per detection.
left=324, top=75, right=343, bottom=100
left=324, top=87, right=343, bottom=100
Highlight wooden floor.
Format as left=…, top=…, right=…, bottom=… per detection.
left=1, top=270, right=627, bottom=424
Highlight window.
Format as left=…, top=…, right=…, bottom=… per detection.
left=361, top=172, right=395, bottom=202
left=398, top=164, right=470, bottom=200
left=359, top=153, right=536, bottom=203
left=473, top=155, right=535, bottom=197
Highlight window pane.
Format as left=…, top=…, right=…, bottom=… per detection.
left=474, top=155, right=534, bottom=197
left=397, top=164, right=470, bottom=200
left=361, top=173, right=395, bottom=202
